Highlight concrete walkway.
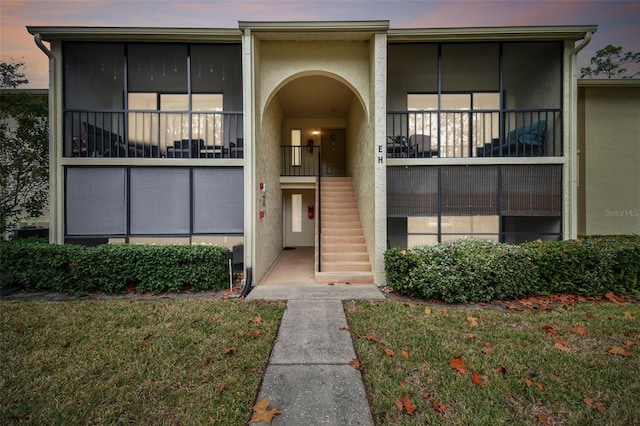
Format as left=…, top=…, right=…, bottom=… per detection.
left=247, top=284, right=384, bottom=425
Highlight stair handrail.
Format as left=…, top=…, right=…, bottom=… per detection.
left=318, top=147, right=322, bottom=273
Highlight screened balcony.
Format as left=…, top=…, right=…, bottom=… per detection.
left=64, top=110, right=243, bottom=159
left=386, top=108, right=561, bottom=158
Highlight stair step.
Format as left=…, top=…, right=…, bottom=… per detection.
left=322, top=228, right=363, bottom=236
left=315, top=271, right=374, bottom=285
left=322, top=243, right=367, bottom=252
left=321, top=262, right=372, bottom=272
left=322, top=251, right=369, bottom=262
left=322, top=235, right=365, bottom=244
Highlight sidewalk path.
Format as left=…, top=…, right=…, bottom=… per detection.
left=247, top=284, right=384, bottom=425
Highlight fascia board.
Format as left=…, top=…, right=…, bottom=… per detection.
left=26, top=26, right=241, bottom=42
left=578, top=79, right=640, bottom=88
left=388, top=25, right=598, bottom=42
left=238, top=20, right=390, bottom=33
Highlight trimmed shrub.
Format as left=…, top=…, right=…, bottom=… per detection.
left=522, top=236, right=640, bottom=296
left=386, top=239, right=538, bottom=303
left=0, top=239, right=230, bottom=294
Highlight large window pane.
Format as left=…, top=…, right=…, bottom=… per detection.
left=128, top=44, right=188, bottom=93
left=66, top=168, right=126, bottom=235
left=64, top=42, right=124, bottom=109
left=193, top=168, right=244, bottom=233
left=130, top=168, right=190, bottom=234
left=441, top=43, right=499, bottom=92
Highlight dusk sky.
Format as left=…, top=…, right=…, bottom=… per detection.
left=1, top=0, right=639, bottom=88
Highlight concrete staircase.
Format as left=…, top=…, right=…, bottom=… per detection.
left=315, top=177, right=374, bottom=284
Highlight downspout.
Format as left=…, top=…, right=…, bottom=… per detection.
left=574, top=31, right=593, bottom=55
left=566, top=31, right=593, bottom=240
left=33, top=34, right=59, bottom=244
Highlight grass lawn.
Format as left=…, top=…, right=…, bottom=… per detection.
left=345, top=300, right=639, bottom=425
left=0, top=298, right=284, bottom=425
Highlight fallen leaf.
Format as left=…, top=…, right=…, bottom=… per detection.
left=223, top=347, right=237, bottom=354
left=450, top=356, right=467, bottom=374
left=395, top=395, right=418, bottom=414
left=554, top=339, right=572, bottom=353
left=208, top=416, right=216, bottom=423
left=424, top=306, right=432, bottom=315
left=340, top=326, right=350, bottom=331
left=571, top=325, right=587, bottom=335
left=401, top=349, right=410, bottom=358
left=249, top=315, right=263, bottom=324
left=471, top=372, right=484, bottom=387
left=482, top=341, right=494, bottom=354
left=536, top=413, right=550, bottom=424
left=604, top=292, right=620, bottom=303
left=12, top=328, right=22, bottom=334
left=524, top=379, right=544, bottom=390
left=609, top=346, right=633, bottom=357
left=466, top=333, right=475, bottom=339
left=165, top=322, right=173, bottom=328
left=216, top=383, right=225, bottom=393
left=365, top=335, right=380, bottom=342
left=583, top=397, right=606, bottom=413
left=246, top=329, right=261, bottom=337
left=623, top=339, right=636, bottom=346
left=494, top=365, right=507, bottom=375
left=349, top=358, right=362, bottom=370
left=442, top=309, right=448, bottom=316
left=433, top=400, right=452, bottom=414
left=542, top=325, right=558, bottom=337
left=249, top=398, right=281, bottom=424
left=623, top=311, right=636, bottom=320
left=467, top=316, right=479, bottom=327
left=383, top=348, right=395, bottom=357
left=586, top=312, right=595, bottom=319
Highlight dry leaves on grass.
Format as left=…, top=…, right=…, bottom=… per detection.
left=393, top=395, right=417, bottom=415
left=471, top=372, right=484, bottom=388
left=349, top=358, right=362, bottom=370
left=583, top=397, right=606, bottom=413
left=433, top=400, right=452, bottom=415
left=449, top=356, right=467, bottom=374
left=524, top=379, right=545, bottom=390
left=249, top=398, right=281, bottom=424
left=554, top=339, right=572, bottom=353
left=609, top=346, right=633, bottom=357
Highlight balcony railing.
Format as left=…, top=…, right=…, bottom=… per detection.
left=64, top=110, right=243, bottom=159
left=281, top=145, right=321, bottom=176
left=387, top=109, right=561, bottom=158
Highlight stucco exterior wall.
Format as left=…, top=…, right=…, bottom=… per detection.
left=580, top=82, right=640, bottom=235
left=257, top=40, right=370, bottom=122
left=254, top=95, right=284, bottom=283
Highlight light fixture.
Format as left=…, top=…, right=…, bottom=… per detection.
left=312, top=130, right=320, bottom=135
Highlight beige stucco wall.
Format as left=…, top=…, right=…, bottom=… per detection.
left=254, top=95, right=285, bottom=283
left=257, top=40, right=370, bottom=124
left=580, top=81, right=640, bottom=235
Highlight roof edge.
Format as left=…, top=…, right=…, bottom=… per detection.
left=388, top=25, right=598, bottom=42
left=26, top=26, right=241, bottom=42
left=579, top=78, right=640, bottom=88
left=238, top=20, right=390, bottom=32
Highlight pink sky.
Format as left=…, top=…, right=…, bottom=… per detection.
left=1, top=0, right=639, bottom=88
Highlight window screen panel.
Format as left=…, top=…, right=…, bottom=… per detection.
left=387, top=166, right=439, bottom=217
left=66, top=167, right=126, bottom=235
left=193, top=168, right=244, bottom=233
left=441, top=166, right=498, bottom=215
left=501, top=165, right=562, bottom=216
left=130, top=168, right=190, bottom=234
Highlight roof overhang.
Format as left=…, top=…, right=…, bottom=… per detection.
left=578, top=79, right=640, bottom=88
left=388, top=25, right=598, bottom=42
left=238, top=20, right=390, bottom=41
left=26, top=26, right=242, bottom=43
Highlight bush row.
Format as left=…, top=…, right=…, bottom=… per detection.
left=385, top=236, right=640, bottom=303
left=0, top=239, right=230, bottom=294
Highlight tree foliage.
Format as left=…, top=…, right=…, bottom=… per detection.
left=0, top=59, right=30, bottom=88
left=581, top=45, right=640, bottom=79
left=0, top=60, right=49, bottom=236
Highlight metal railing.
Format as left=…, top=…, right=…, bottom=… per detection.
left=280, top=145, right=321, bottom=176
left=387, top=109, right=562, bottom=158
left=64, top=110, right=243, bottom=159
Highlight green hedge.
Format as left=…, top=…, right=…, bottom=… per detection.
left=522, top=236, right=640, bottom=296
left=0, top=239, right=230, bottom=294
left=385, top=236, right=640, bottom=303
left=385, top=240, right=538, bottom=303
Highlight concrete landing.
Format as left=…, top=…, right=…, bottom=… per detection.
left=246, top=283, right=385, bottom=301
